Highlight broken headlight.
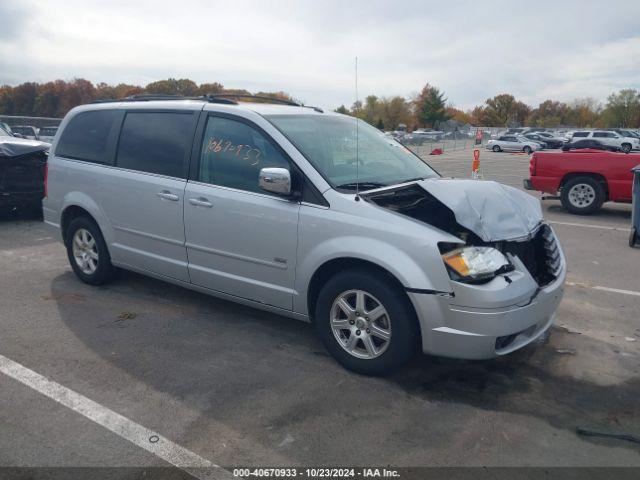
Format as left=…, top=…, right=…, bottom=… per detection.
left=441, top=246, right=511, bottom=283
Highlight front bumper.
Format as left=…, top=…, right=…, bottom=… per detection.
left=408, top=230, right=566, bottom=360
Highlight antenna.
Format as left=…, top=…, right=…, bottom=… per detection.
left=355, top=56, right=360, bottom=201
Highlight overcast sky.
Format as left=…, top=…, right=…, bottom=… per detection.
left=1, top=0, right=639, bottom=110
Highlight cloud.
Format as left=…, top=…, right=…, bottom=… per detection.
left=0, top=0, right=639, bottom=110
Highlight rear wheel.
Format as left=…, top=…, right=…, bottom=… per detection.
left=65, top=216, right=117, bottom=285
left=314, top=269, right=419, bottom=375
left=492, top=145, right=501, bottom=152
left=561, top=176, right=605, bottom=215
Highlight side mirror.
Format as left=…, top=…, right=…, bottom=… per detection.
left=259, top=167, right=291, bottom=196
left=13, top=133, right=24, bottom=139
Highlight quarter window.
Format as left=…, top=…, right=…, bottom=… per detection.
left=116, top=112, right=194, bottom=178
left=56, top=110, right=120, bottom=164
left=198, top=116, right=290, bottom=194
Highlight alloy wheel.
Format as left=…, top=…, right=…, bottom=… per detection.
left=72, top=228, right=99, bottom=274
left=330, top=289, right=392, bottom=360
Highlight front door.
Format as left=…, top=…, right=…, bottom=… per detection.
left=184, top=114, right=300, bottom=310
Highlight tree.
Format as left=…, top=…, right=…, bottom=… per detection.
left=380, top=96, right=412, bottom=130
left=445, top=106, right=473, bottom=125
left=363, top=95, right=379, bottom=123
left=376, top=118, right=384, bottom=130
left=195, top=82, right=225, bottom=96
left=527, top=100, right=570, bottom=127
left=145, top=78, right=198, bottom=96
left=480, top=94, right=530, bottom=127
left=566, top=98, right=601, bottom=127
left=334, top=104, right=349, bottom=114
left=414, top=84, right=451, bottom=129
left=601, top=89, right=640, bottom=128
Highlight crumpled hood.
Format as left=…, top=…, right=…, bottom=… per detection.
left=417, top=178, right=543, bottom=241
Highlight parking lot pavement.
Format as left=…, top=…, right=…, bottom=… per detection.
left=0, top=150, right=639, bottom=471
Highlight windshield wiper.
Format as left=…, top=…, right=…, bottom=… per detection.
left=396, top=177, right=426, bottom=184
left=336, top=181, right=388, bottom=191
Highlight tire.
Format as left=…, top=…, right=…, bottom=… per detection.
left=631, top=227, right=639, bottom=248
left=523, top=146, right=532, bottom=154
left=621, top=143, right=632, bottom=154
left=314, top=268, right=420, bottom=375
left=492, top=145, right=501, bottom=152
left=65, top=216, right=117, bottom=285
left=560, top=176, right=605, bottom=215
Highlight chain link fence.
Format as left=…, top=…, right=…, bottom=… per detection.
left=0, top=115, right=63, bottom=129
left=400, top=127, right=504, bottom=156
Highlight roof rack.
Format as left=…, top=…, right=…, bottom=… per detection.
left=206, top=94, right=300, bottom=106
left=91, top=94, right=237, bottom=105
left=90, top=93, right=323, bottom=111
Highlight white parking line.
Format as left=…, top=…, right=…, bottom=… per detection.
left=566, top=281, right=640, bottom=297
left=549, top=220, right=631, bottom=232
left=0, top=353, right=233, bottom=480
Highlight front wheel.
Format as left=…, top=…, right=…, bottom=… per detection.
left=560, top=176, right=605, bottom=215
left=492, top=145, right=501, bottom=152
left=65, top=216, right=118, bottom=285
left=523, top=146, right=532, bottom=154
left=621, top=143, right=632, bottom=154
left=314, top=269, right=419, bottom=375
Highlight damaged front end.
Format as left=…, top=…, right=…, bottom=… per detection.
left=362, top=179, right=561, bottom=289
left=362, top=179, right=566, bottom=359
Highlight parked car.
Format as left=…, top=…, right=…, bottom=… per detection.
left=561, top=139, right=619, bottom=152
left=404, top=129, right=444, bottom=145
left=611, top=129, right=640, bottom=142
left=37, top=126, right=58, bottom=143
left=521, top=134, right=549, bottom=149
left=571, top=130, right=639, bottom=153
left=44, top=97, right=565, bottom=375
left=529, top=132, right=565, bottom=149
left=11, top=125, right=39, bottom=140
left=525, top=149, right=638, bottom=214
left=0, top=138, right=49, bottom=215
left=486, top=135, right=541, bottom=154
left=0, top=121, right=14, bottom=136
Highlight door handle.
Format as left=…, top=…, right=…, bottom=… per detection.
left=157, top=190, right=179, bottom=202
left=189, top=197, right=213, bottom=208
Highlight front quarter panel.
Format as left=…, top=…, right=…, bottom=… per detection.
left=293, top=195, right=458, bottom=315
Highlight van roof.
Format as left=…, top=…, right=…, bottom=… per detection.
left=89, top=94, right=326, bottom=116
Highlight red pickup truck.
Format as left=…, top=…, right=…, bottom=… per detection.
left=524, top=149, right=639, bottom=215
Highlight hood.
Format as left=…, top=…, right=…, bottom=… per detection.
left=0, top=137, right=50, bottom=158
left=416, top=178, right=543, bottom=241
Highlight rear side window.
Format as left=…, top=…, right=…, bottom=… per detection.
left=573, top=132, right=589, bottom=138
left=116, top=112, right=194, bottom=178
left=56, top=110, right=120, bottom=164
left=592, top=132, right=606, bottom=138
left=197, top=116, right=290, bottom=194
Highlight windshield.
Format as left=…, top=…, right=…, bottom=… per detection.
left=39, top=128, right=56, bottom=136
left=266, top=114, right=439, bottom=190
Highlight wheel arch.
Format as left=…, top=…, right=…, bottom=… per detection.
left=306, top=257, right=415, bottom=327
left=59, top=193, right=110, bottom=245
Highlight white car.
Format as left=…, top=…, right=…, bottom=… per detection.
left=571, top=130, right=639, bottom=153
left=37, top=126, right=58, bottom=143
left=486, top=135, right=541, bottom=154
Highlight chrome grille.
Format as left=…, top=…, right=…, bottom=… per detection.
left=541, top=226, right=562, bottom=278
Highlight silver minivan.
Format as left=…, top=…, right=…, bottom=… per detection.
left=43, top=95, right=566, bottom=375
